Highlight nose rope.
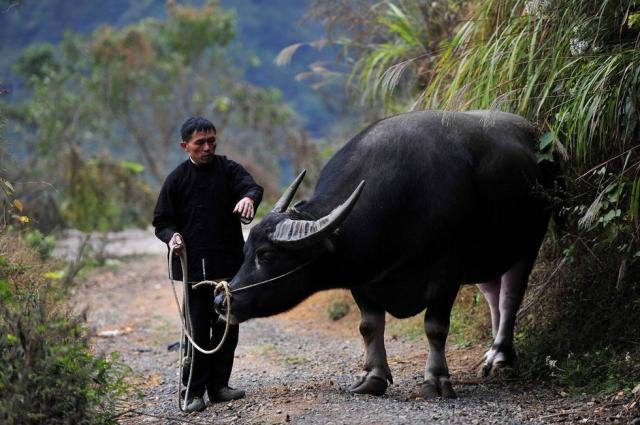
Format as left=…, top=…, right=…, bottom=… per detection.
left=168, top=240, right=315, bottom=411
left=229, top=259, right=315, bottom=293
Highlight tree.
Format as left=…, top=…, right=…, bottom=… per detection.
left=6, top=0, right=304, bottom=231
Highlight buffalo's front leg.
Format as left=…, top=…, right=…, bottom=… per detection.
left=422, top=286, right=458, bottom=399
left=349, top=291, right=393, bottom=396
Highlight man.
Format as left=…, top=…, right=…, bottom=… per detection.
left=153, top=116, right=263, bottom=412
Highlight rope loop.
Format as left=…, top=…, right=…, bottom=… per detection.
left=168, top=239, right=232, bottom=412
left=167, top=234, right=315, bottom=411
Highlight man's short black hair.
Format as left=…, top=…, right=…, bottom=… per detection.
left=180, top=117, right=217, bottom=142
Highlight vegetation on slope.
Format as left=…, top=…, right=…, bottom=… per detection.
left=307, top=0, right=640, bottom=394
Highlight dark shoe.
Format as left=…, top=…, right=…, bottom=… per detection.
left=209, top=386, right=245, bottom=402
left=181, top=396, right=206, bottom=413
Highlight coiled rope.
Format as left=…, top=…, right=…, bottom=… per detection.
left=168, top=242, right=232, bottom=412
left=167, top=235, right=316, bottom=412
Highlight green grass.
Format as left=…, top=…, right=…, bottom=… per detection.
left=385, top=286, right=491, bottom=346
left=386, top=314, right=425, bottom=342
left=255, top=343, right=278, bottom=355
left=285, top=355, right=306, bottom=365
left=327, top=296, right=351, bottom=321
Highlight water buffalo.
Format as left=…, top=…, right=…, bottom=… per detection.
left=215, top=110, right=554, bottom=399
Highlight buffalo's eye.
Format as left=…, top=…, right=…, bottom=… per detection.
left=257, top=250, right=275, bottom=264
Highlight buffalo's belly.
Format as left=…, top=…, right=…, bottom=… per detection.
left=351, top=213, right=548, bottom=317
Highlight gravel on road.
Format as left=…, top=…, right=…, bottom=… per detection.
left=75, top=251, right=637, bottom=424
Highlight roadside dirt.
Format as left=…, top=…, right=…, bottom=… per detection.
left=76, top=254, right=639, bottom=424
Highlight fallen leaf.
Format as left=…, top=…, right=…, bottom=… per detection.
left=97, top=326, right=133, bottom=338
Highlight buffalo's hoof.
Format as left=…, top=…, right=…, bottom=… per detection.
left=479, top=362, right=517, bottom=379
left=349, top=374, right=388, bottom=396
left=420, top=378, right=457, bottom=399
left=479, top=347, right=517, bottom=378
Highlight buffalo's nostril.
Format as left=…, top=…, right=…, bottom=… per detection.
left=214, top=293, right=226, bottom=312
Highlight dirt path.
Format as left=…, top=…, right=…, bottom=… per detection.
left=77, top=253, right=636, bottom=424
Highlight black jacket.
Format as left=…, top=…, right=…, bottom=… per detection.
left=153, top=156, right=263, bottom=282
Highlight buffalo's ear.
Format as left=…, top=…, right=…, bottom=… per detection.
left=293, top=200, right=307, bottom=209
left=269, top=180, right=365, bottom=249
left=323, top=238, right=335, bottom=253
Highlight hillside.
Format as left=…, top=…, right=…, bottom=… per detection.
left=0, top=0, right=338, bottom=136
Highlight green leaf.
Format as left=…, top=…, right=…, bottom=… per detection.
left=539, top=131, right=555, bottom=150
left=1, top=178, right=14, bottom=193
left=602, top=209, right=618, bottom=225
left=43, top=270, right=65, bottom=280
left=536, top=152, right=554, bottom=163
left=628, top=12, right=640, bottom=29
left=0, top=278, right=11, bottom=300
left=120, top=161, right=145, bottom=174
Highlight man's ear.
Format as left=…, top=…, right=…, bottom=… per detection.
left=179, top=141, right=187, bottom=151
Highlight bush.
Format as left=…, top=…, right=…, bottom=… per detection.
left=0, top=233, right=130, bottom=424
left=23, top=229, right=56, bottom=260
left=327, top=296, right=350, bottom=321
left=62, top=152, right=154, bottom=233
left=449, top=285, right=491, bottom=347
left=516, top=242, right=640, bottom=394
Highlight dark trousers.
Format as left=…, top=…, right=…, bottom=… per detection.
left=182, top=283, right=239, bottom=399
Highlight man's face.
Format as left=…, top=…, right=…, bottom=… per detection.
left=180, top=129, right=217, bottom=164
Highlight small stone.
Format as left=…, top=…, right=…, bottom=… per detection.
left=135, top=347, right=152, bottom=353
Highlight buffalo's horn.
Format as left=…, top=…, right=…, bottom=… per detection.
left=270, top=180, right=365, bottom=248
left=272, top=170, right=306, bottom=213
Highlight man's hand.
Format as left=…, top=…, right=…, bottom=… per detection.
left=169, top=233, right=184, bottom=256
left=233, top=197, right=255, bottom=223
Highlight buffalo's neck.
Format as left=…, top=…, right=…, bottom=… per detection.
left=300, top=234, right=381, bottom=291
left=296, top=199, right=386, bottom=288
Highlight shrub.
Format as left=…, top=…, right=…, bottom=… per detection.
left=0, top=233, right=130, bottom=424
left=449, top=285, right=491, bottom=347
left=62, top=152, right=154, bottom=233
left=23, top=229, right=56, bottom=260
left=516, top=242, right=640, bottom=393
left=327, top=296, right=350, bottom=321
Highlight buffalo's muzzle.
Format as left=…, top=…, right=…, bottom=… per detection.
left=213, top=288, right=229, bottom=315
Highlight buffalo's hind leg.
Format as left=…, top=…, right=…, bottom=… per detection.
left=349, top=290, right=393, bottom=396
left=422, top=285, right=458, bottom=399
left=478, top=252, right=538, bottom=378
left=477, top=278, right=501, bottom=338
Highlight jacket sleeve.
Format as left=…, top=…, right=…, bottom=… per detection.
left=227, top=159, right=263, bottom=208
left=152, top=173, right=179, bottom=244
